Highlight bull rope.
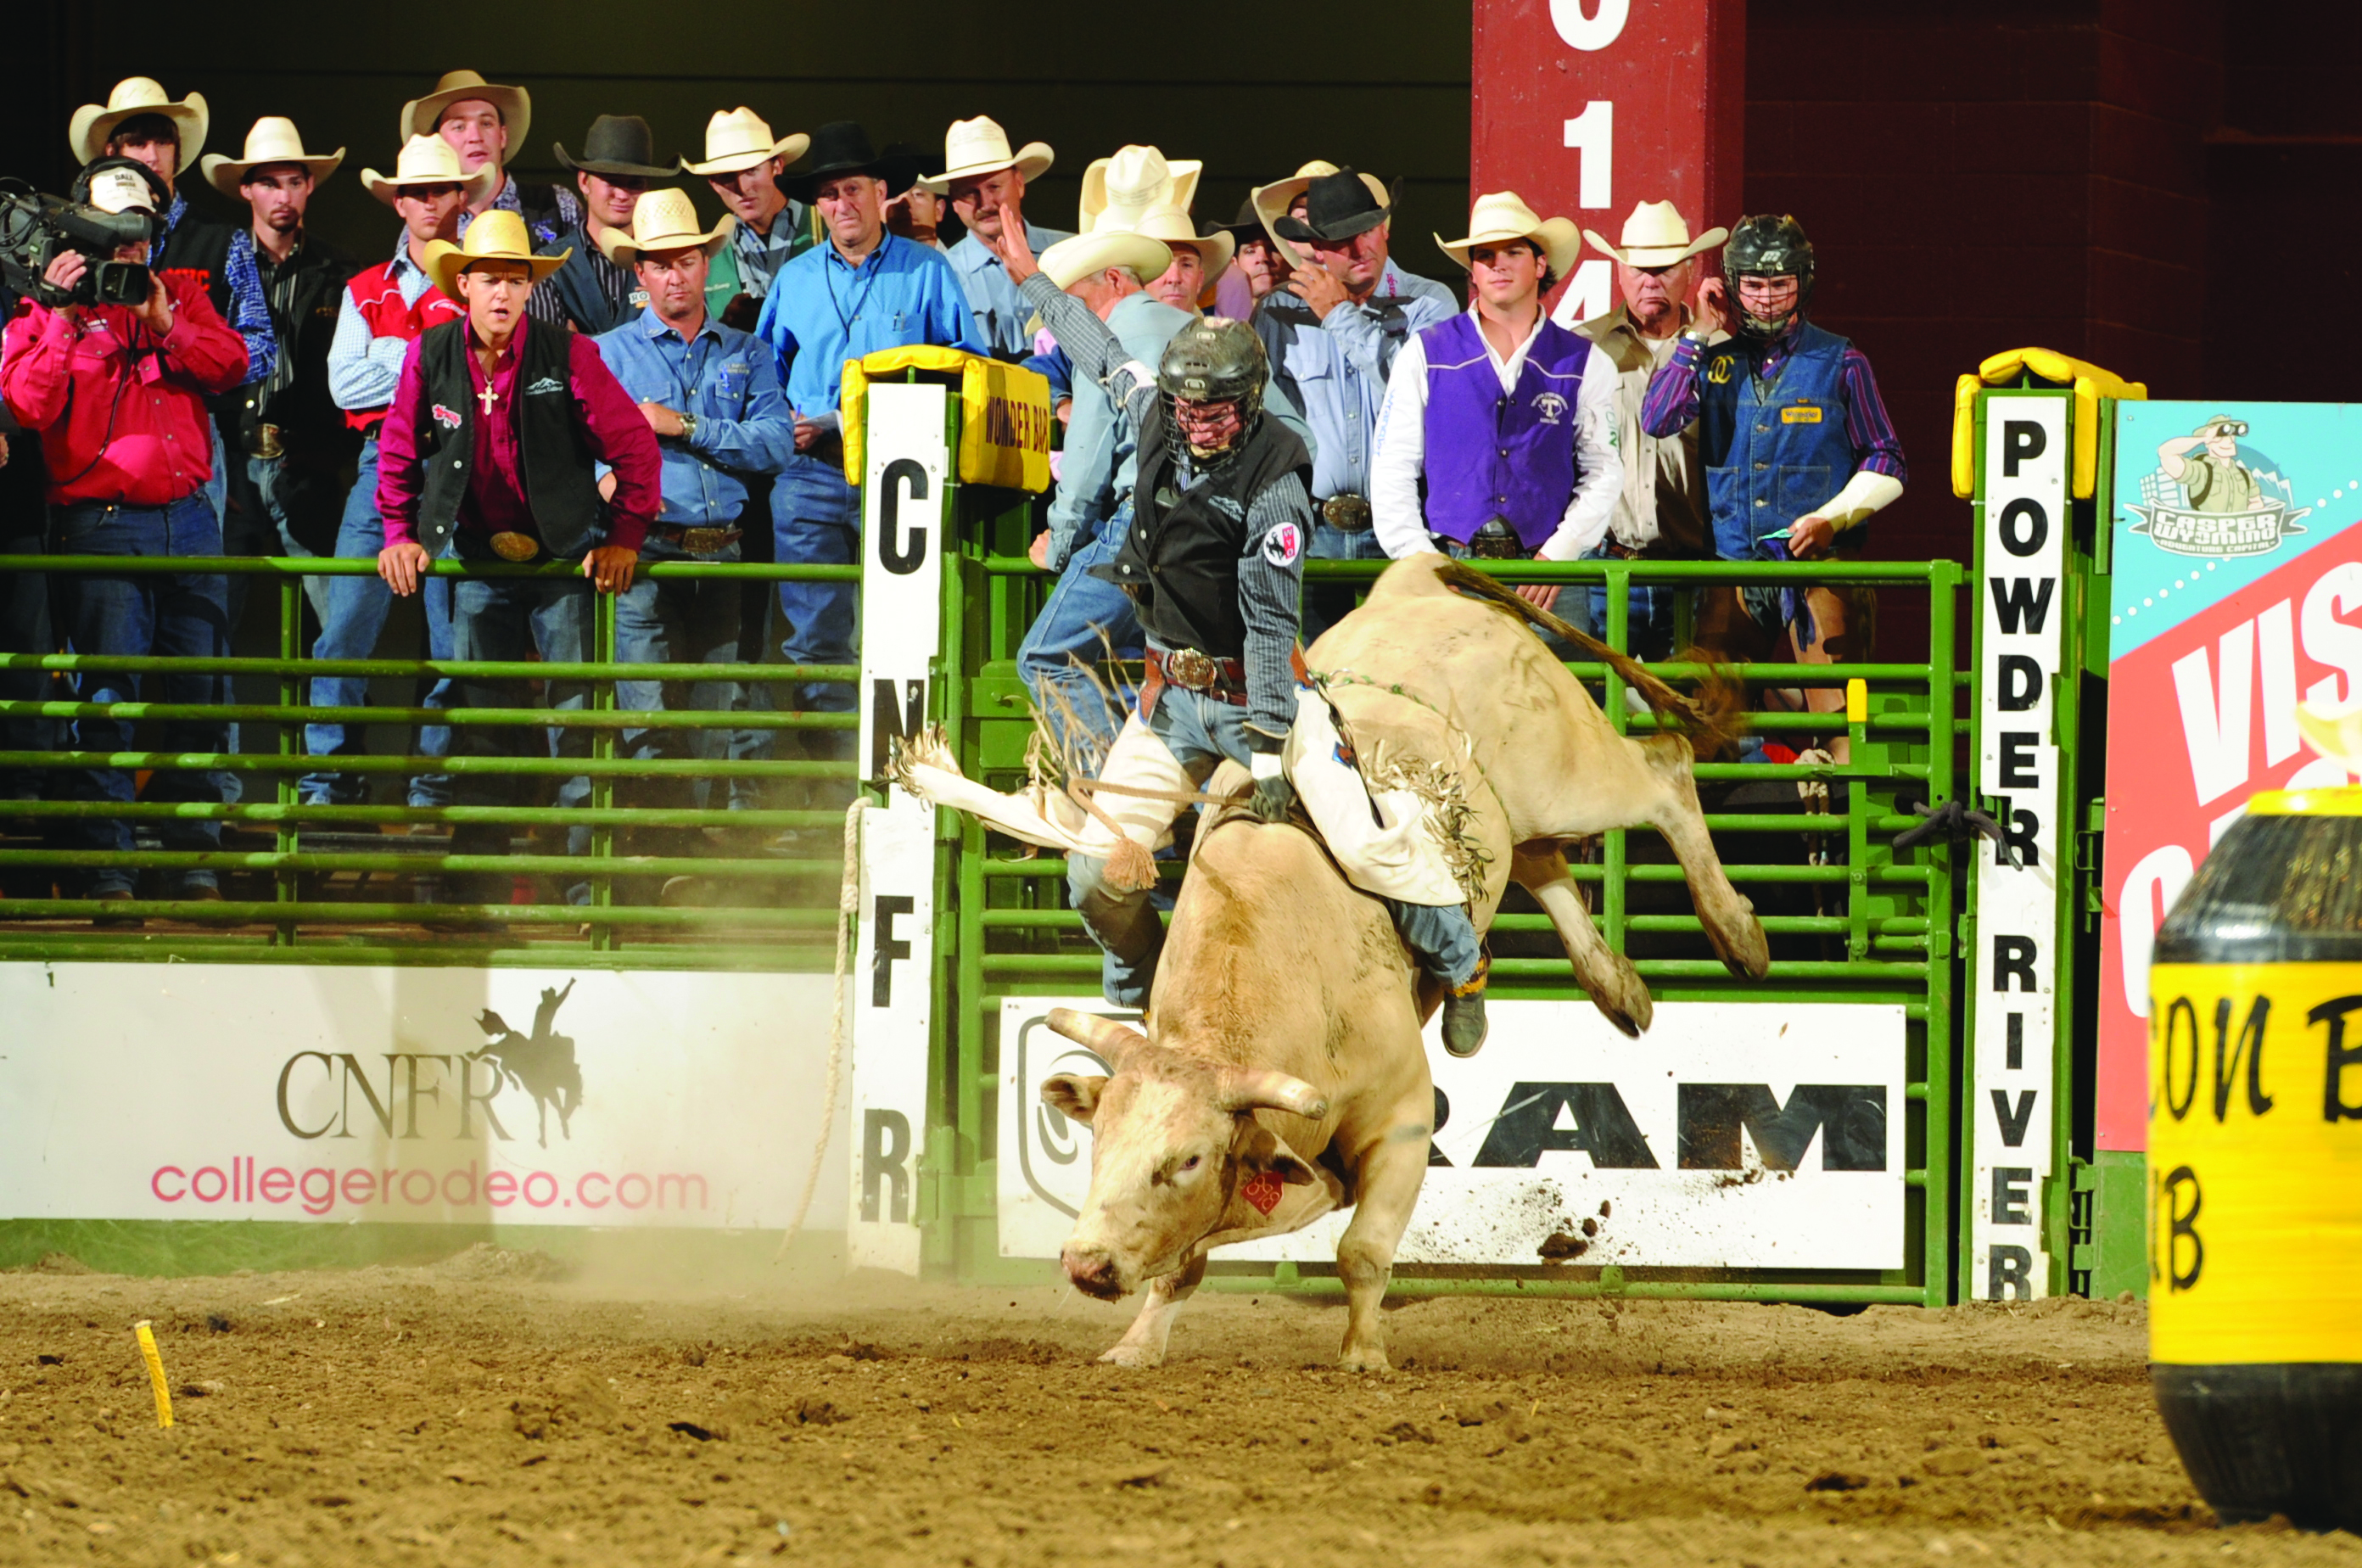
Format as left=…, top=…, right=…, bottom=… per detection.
left=774, top=797, right=865, bottom=1263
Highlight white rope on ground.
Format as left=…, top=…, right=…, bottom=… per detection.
left=774, top=797, right=865, bottom=1264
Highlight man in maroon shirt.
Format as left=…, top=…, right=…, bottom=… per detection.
left=373, top=211, right=660, bottom=921
left=0, top=160, right=249, bottom=917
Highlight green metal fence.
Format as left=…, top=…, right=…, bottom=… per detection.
left=0, top=554, right=853, bottom=971
left=932, top=511, right=1968, bottom=1305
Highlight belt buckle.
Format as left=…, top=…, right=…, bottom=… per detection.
left=248, top=424, right=285, bottom=461
left=1469, top=520, right=1523, bottom=561
left=678, top=526, right=736, bottom=557
left=1166, top=647, right=1219, bottom=692
left=489, top=531, right=542, bottom=563
left=1321, top=493, right=1372, bottom=531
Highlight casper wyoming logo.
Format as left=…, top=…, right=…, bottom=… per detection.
left=2128, top=415, right=2310, bottom=558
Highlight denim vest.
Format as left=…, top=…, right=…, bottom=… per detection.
left=1416, top=311, right=1589, bottom=550
left=1695, top=322, right=1858, bottom=562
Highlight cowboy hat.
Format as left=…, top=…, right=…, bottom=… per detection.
left=423, top=210, right=568, bottom=300
left=1581, top=199, right=1727, bottom=269
left=401, top=70, right=530, bottom=150
left=361, top=135, right=499, bottom=207
left=597, top=188, right=736, bottom=266
left=1125, top=202, right=1234, bottom=279
left=779, top=121, right=921, bottom=202
left=1037, top=228, right=1173, bottom=292
left=554, top=115, right=673, bottom=181
left=200, top=117, right=344, bottom=199
left=1273, top=169, right=1402, bottom=246
left=1205, top=196, right=1273, bottom=244
left=1077, top=145, right=1201, bottom=235
left=1436, top=191, right=1584, bottom=280
left=922, top=116, right=1053, bottom=193
left=1251, top=160, right=1396, bottom=266
left=70, top=78, right=208, bottom=168
left=681, top=108, right=808, bottom=177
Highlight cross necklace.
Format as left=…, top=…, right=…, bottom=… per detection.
left=473, top=346, right=504, bottom=417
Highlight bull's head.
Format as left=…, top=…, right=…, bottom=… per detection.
left=1038, top=1009, right=1329, bottom=1301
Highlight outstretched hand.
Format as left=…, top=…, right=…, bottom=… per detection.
left=988, top=204, right=1040, bottom=283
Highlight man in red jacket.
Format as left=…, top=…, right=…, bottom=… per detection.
left=0, top=160, right=249, bottom=919
left=374, top=210, right=660, bottom=923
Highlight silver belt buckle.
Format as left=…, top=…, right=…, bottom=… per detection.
left=1165, top=647, right=1220, bottom=692
left=1320, top=493, right=1372, bottom=531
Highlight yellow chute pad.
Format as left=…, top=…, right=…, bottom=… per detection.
left=2248, top=786, right=2362, bottom=816
left=1963, top=349, right=2149, bottom=501
left=2147, top=962, right=2362, bottom=1367
left=837, top=347, right=1055, bottom=494
left=1844, top=679, right=1868, bottom=725
left=1950, top=373, right=1981, bottom=500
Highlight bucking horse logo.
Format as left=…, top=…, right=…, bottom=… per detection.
left=469, top=980, right=585, bottom=1149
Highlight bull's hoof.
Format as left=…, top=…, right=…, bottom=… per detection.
left=1712, top=917, right=1772, bottom=981
left=1098, top=1343, right=1167, bottom=1369
left=1337, top=1346, right=1393, bottom=1374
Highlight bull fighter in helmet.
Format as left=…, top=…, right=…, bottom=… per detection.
left=982, top=207, right=1490, bottom=1051
left=1640, top=215, right=1904, bottom=753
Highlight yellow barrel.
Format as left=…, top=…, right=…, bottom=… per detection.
left=2148, top=787, right=2362, bottom=1531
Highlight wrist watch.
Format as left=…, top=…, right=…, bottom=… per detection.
left=676, top=411, right=697, bottom=442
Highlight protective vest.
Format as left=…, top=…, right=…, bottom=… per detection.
left=408, top=319, right=605, bottom=558
left=343, top=261, right=465, bottom=430
left=1097, top=409, right=1312, bottom=659
left=1416, top=311, right=1588, bottom=551
left=1693, top=322, right=1861, bottom=561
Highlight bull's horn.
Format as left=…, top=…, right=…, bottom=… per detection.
left=1044, top=1008, right=1147, bottom=1068
left=1218, top=1069, right=1329, bottom=1120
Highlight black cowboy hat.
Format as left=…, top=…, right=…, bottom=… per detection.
left=1273, top=168, right=1403, bottom=244
left=553, top=115, right=674, bottom=180
left=780, top=120, right=921, bottom=201
left=1205, top=196, right=1272, bottom=243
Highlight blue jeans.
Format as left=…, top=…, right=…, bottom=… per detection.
left=1017, top=509, right=1141, bottom=766
left=247, top=455, right=331, bottom=626
left=1301, top=519, right=1388, bottom=647
left=614, top=534, right=742, bottom=824
left=443, top=548, right=596, bottom=899
left=0, top=525, right=55, bottom=804
left=51, top=494, right=232, bottom=894
left=775, top=464, right=858, bottom=807
left=1068, top=684, right=1483, bottom=1005
left=1580, top=545, right=1683, bottom=662
left=301, top=440, right=455, bottom=807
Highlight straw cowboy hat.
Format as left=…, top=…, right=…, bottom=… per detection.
left=361, top=135, right=498, bottom=207
left=1581, top=199, right=1728, bottom=268
left=423, top=210, right=568, bottom=300
left=1251, top=160, right=1395, bottom=266
left=70, top=77, right=208, bottom=167
left=554, top=115, right=674, bottom=181
left=1126, top=201, right=1234, bottom=279
left=200, top=117, right=344, bottom=199
left=597, top=188, right=736, bottom=266
left=1436, top=191, right=1584, bottom=280
left=1077, top=145, right=1201, bottom=235
left=1037, top=227, right=1173, bottom=292
left=922, top=116, right=1053, bottom=194
left=400, top=70, right=531, bottom=148
left=680, top=108, right=808, bottom=177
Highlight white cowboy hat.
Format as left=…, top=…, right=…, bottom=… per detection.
left=361, top=135, right=500, bottom=207
left=598, top=188, right=736, bottom=266
left=70, top=78, right=208, bottom=168
left=1038, top=228, right=1173, bottom=292
left=1581, top=199, right=1728, bottom=269
left=400, top=70, right=531, bottom=150
left=681, top=107, right=809, bottom=177
left=423, top=210, right=568, bottom=300
left=1123, top=201, right=1234, bottom=279
left=1251, top=160, right=1395, bottom=266
left=1077, top=145, right=1201, bottom=236
left=1436, top=191, right=1584, bottom=280
left=200, top=118, right=344, bottom=199
left=922, top=116, right=1053, bottom=193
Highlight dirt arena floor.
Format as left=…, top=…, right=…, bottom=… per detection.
left=3, top=1248, right=2358, bottom=1568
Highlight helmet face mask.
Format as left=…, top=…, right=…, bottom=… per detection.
left=1722, top=213, right=1815, bottom=343
left=1157, top=316, right=1266, bottom=460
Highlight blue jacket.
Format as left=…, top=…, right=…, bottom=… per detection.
left=1693, top=322, right=1860, bottom=562
left=594, top=309, right=794, bottom=525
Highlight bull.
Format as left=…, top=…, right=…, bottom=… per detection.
left=906, top=555, right=1769, bottom=1368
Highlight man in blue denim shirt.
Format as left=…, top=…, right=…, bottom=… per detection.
left=1255, top=170, right=1455, bottom=644
left=753, top=122, right=982, bottom=804
left=596, top=193, right=795, bottom=876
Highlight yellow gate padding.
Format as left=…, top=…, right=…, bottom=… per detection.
left=1951, top=347, right=2147, bottom=501
left=839, top=345, right=1054, bottom=494
left=2147, top=960, right=2362, bottom=1367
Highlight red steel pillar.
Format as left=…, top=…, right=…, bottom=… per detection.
left=1472, top=0, right=1746, bottom=322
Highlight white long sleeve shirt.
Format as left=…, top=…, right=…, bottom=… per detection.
left=1370, top=307, right=1622, bottom=562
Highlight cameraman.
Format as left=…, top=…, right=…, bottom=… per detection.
left=0, top=160, right=250, bottom=916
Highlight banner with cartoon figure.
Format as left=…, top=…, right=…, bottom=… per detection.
left=2098, top=402, right=2362, bottom=1150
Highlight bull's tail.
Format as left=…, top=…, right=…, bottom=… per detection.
left=1433, top=558, right=1745, bottom=759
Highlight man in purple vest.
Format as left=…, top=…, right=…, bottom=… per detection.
left=1370, top=191, right=1621, bottom=617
